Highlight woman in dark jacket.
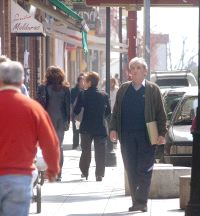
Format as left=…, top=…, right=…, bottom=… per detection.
left=74, top=72, right=111, bottom=181
left=37, top=66, right=70, bottom=181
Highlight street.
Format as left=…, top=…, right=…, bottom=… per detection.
left=29, top=127, right=185, bottom=216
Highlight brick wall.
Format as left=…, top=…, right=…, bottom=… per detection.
left=2, top=0, right=11, bottom=57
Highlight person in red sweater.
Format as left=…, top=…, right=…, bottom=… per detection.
left=0, top=60, right=60, bottom=216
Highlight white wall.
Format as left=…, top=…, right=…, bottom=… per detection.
left=55, top=38, right=64, bottom=69
left=155, top=44, right=167, bottom=71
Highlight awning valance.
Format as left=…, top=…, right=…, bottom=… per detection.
left=11, top=0, right=45, bottom=35
left=25, top=0, right=89, bottom=52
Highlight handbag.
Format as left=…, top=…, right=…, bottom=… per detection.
left=36, top=84, right=48, bottom=109
left=74, top=107, right=84, bottom=122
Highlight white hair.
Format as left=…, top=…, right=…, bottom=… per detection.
left=0, top=61, right=24, bottom=85
left=129, top=57, right=148, bottom=70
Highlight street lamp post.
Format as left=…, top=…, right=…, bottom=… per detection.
left=105, top=7, right=117, bottom=167
left=143, top=0, right=150, bottom=80
left=119, top=7, right=123, bottom=83
left=185, top=3, right=200, bottom=216
left=105, top=7, right=110, bottom=97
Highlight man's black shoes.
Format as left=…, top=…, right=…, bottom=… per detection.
left=96, top=176, right=103, bottom=181
left=128, top=203, right=147, bottom=212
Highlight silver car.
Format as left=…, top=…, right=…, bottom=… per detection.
left=164, top=87, right=198, bottom=166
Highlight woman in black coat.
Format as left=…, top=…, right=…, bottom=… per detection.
left=74, top=72, right=111, bottom=181
left=37, top=66, right=70, bottom=181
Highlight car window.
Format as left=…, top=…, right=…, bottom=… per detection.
left=174, top=96, right=198, bottom=125
left=164, top=93, right=184, bottom=120
left=156, top=79, right=189, bottom=87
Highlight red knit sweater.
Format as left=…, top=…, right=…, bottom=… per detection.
left=0, top=89, right=60, bottom=177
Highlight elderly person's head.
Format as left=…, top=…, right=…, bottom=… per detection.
left=85, top=71, right=99, bottom=88
left=129, top=57, right=148, bottom=85
left=0, top=61, right=24, bottom=86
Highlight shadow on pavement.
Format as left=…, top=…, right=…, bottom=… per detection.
left=42, top=190, right=125, bottom=203
left=63, top=145, right=73, bottom=151
left=57, top=179, right=83, bottom=183
left=167, top=209, right=184, bottom=213
left=65, top=212, right=133, bottom=216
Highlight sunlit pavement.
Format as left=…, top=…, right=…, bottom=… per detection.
left=29, top=126, right=185, bottom=216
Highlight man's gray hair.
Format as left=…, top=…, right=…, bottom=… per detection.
left=0, top=61, right=24, bottom=85
left=129, top=57, right=148, bottom=70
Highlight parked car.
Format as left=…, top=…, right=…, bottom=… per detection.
left=150, top=70, right=197, bottom=94
left=163, top=87, right=190, bottom=121
left=163, top=87, right=198, bottom=166
left=155, top=87, right=188, bottom=162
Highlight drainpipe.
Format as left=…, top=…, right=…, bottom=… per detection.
left=185, top=3, right=200, bottom=216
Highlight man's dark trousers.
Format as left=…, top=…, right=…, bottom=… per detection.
left=121, top=130, right=156, bottom=205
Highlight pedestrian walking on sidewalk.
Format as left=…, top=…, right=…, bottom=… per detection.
left=110, top=77, right=119, bottom=112
left=110, top=57, right=167, bottom=212
left=0, top=55, right=29, bottom=96
left=74, top=72, right=111, bottom=181
left=36, top=66, right=70, bottom=182
left=0, top=61, right=60, bottom=216
left=71, top=73, right=85, bottom=150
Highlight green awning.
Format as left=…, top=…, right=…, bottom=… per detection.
left=82, top=31, right=88, bottom=53
left=48, top=0, right=82, bottom=21
left=48, top=0, right=88, bottom=53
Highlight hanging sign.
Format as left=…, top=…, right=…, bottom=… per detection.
left=11, top=0, right=44, bottom=34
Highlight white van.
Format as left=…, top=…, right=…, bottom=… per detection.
left=150, top=70, right=197, bottom=92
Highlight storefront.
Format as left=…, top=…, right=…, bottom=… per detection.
left=0, top=0, right=88, bottom=96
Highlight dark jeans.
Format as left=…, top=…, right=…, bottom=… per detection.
left=52, top=119, right=65, bottom=179
left=72, top=120, right=80, bottom=149
left=121, top=130, right=156, bottom=204
left=58, top=145, right=64, bottom=179
left=79, top=133, right=106, bottom=177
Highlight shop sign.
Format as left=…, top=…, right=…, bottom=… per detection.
left=11, top=0, right=44, bottom=34
left=86, top=0, right=198, bottom=6
left=73, top=5, right=99, bottom=30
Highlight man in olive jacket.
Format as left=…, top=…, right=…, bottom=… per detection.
left=110, top=57, right=167, bottom=212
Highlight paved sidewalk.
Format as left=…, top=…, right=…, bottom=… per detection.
left=29, top=128, right=185, bottom=216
